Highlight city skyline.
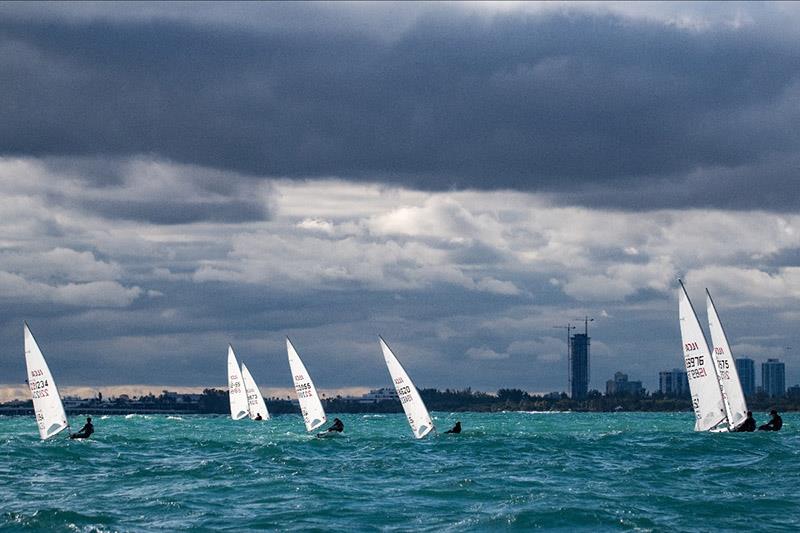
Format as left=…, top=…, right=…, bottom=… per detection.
left=3, top=2, right=800, bottom=395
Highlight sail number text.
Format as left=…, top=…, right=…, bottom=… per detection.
left=295, top=382, right=313, bottom=399
left=684, top=342, right=700, bottom=352
left=685, top=355, right=704, bottom=368
left=396, top=385, right=413, bottom=404
left=686, top=348, right=706, bottom=379
left=29, top=379, right=49, bottom=390
left=29, top=378, right=50, bottom=398
left=687, top=367, right=707, bottom=380
left=717, top=360, right=730, bottom=380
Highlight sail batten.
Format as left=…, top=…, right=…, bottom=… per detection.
left=706, top=289, right=748, bottom=430
left=678, top=281, right=728, bottom=432
left=286, top=338, right=327, bottom=432
left=241, top=363, right=270, bottom=421
left=227, top=346, right=249, bottom=420
left=379, top=336, right=435, bottom=439
left=24, top=324, right=69, bottom=440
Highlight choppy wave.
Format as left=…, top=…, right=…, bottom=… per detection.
left=1, top=412, right=798, bottom=531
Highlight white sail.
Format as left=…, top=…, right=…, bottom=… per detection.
left=678, top=281, right=727, bottom=431
left=24, top=323, right=69, bottom=440
left=227, top=345, right=249, bottom=420
left=286, top=338, right=327, bottom=432
left=379, top=336, right=434, bottom=439
left=241, top=363, right=270, bottom=421
left=706, top=289, right=748, bottom=430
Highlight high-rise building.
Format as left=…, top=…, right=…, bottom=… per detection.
left=659, top=368, right=689, bottom=397
left=735, top=357, right=756, bottom=397
left=762, top=359, right=786, bottom=397
left=570, top=333, right=589, bottom=399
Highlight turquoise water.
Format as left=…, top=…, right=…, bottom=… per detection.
left=1, top=412, right=798, bottom=531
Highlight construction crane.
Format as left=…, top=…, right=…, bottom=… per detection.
left=574, top=316, right=594, bottom=336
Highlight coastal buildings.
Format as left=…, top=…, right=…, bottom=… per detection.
left=345, top=388, right=399, bottom=403
left=605, top=372, right=644, bottom=396
left=735, top=357, right=756, bottom=397
left=569, top=333, right=590, bottom=400
left=762, top=359, right=786, bottom=397
left=662, top=357, right=794, bottom=398
left=659, top=368, right=689, bottom=397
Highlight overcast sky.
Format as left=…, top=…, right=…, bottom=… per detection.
left=2, top=1, right=800, bottom=399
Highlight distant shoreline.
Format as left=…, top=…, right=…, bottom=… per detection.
left=3, top=387, right=798, bottom=416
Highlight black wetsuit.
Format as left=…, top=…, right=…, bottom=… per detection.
left=734, top=415, right=756, bottom=432
left=70, top=422, right=94, bottom=439
left=445, top=422, right=462, bottom=434
left=327, top=419, right=344, bottom=432
left=759, top=414, right=783, bottom=431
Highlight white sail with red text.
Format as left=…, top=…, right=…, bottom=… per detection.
left=286, top=337, right=327, bottom=432
left=379, top=336, right=434, bottom=439
left=227, top=345, right=249, bottom=420
left=24, top=323, right=69, bottom=440
left=241, top=362, right=270, bottom=421
left=706, top=289, right=748, bottom=431
left=678, top=281, right=727, bottom=431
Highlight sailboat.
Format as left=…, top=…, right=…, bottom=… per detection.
left=379, top=336, right=434, bottom=439
left=286, top=337, right=327, bottom=432
left=677, top=281, right=729, bottom=431
left=706, top=289, right=748, bottom=431
left=227, top=345, right=249, bottom=420
left=241, top=363, right=270, bottom=421
left=24, top=323, right=70, bottom=440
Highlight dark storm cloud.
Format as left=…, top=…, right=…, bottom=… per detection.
left=1, top=4, right=799, bottom=209
left=81, top=198, right=267, bottom=225
left=31, top=156, right=272, bottom=224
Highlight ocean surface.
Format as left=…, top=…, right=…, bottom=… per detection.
left=1, top=411, right=798, bottom=532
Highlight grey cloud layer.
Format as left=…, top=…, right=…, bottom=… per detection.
left=3, top=158, right=800, bottom=392
left=3, top=3, right=800, bottom=396
left=1, top=3, right=800, bottom=209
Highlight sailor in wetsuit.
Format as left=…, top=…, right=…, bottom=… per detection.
left=326, top=418, right=344, bottom=432
left=734, top=411, right=756, bottom=432
left=758, top=410, right=783, bottom=431
left=254, top=413, right=263, bottom=421
left=445, top=421, right=461, bottom=434
left=70, top=417, right=94, bottom=439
